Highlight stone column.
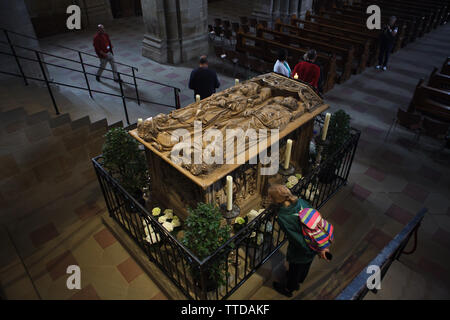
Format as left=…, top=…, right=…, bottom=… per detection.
left=252, top=0, right=302, bottom=22
left=300, top=0, right=314, bottom=18
left=0, top=0, right=44, bottom=80
left=141, top=0, right=208, bottom=64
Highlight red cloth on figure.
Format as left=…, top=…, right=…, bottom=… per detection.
left=93, top=32, right=112, bottom=58
left=291, top=61, right=320, bottom=89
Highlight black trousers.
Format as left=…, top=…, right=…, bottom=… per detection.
left=378, top=39, right=394, bottom=67
left=286, top=261, right=313, bottom=292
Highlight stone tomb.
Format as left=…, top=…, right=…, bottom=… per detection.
left=130, top=73, right=329, bottom=219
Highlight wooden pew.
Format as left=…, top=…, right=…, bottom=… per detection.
left=358, top=0, right=449, bottom=29
left=305, top=11, right=407, bottom=53
left=274, top=19, right=370, bottom=73
left=442, top=57, right=450, bottom=76
left=353, top=1, right=437, bottom=35
left=290, top=15, right=380, bottom=67
left=235, top=32, right=337, bottom=92
left=338, top=5, right=425, bottom=43
left=408, top=79, right=450, bottom=122
left=255, top=24, right=354, bottom=83
left=318, top=9, right=414, bottom=50
left=428, top=67, right=450, bottom=91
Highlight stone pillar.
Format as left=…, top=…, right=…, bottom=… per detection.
left=252, top=0, right=302, bottom=22
left=300, top=0, right=314, bottom=18
left=0, top=0, right=44, bottom=80
left=141, top=0, right=208, bottom=64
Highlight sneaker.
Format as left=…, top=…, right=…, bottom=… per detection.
left=382, top=66, right=387, bottom=71
left=375, top=65, right=381, bottom=70
left=96, top=76, right=100, bottom=82
left=273, top=281, right=293, bottom=298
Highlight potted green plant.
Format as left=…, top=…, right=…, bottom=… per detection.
left=182, top=203, right=230, bottom=292
left=102, top=127, right=148, bottom=208
left=319, top=110, right=351, bottom=183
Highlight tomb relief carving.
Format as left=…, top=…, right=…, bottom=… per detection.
left=137, top=73, right=324, bottom=176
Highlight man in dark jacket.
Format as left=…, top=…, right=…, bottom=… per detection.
left=376, top=16, right=398, bottom=71
left=188, top=56, right=220, bottom=100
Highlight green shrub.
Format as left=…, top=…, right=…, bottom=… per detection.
left=102, top=127, right=147, bottom=195
left=182, top=203, right=230, bottom=288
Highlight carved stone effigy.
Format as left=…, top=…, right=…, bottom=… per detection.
left=130, top=73, right=329, bottom=219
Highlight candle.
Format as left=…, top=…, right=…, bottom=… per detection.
left=322, top=113, right=331, bottom=141
left=195, top=94, right=200, bottom=102
left=284, top=139, right=293, bottom=170
left=235, top=79, right=239, bottom=86
left=137, top=118, right=143, bottom=125
left=294, top=73, right=299, bottom=80
left=226, top=175, right=233, bottom=211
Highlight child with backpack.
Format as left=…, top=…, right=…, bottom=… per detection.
left=268, top=184, right=334, bottom=297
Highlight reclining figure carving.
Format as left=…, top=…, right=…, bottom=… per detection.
left=137, top=73, right=323, bottom=176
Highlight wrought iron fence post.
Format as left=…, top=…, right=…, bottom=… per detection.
left=117, top=73, right=130, bottom=125
left=132, top=67, right=140, bottom=105
left=78, top=52, right=93, bottom=98
left=4, top=30, right=28, bottom=85
left=175, top=88, right=181, bottom=109
left=199, top=264, right=208, bottom=300
left=35, top=51, right=59, bottom=115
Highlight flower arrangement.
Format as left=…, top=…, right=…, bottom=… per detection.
left=146, top=207, right=182, bottom=240
left=233, top=216, right=248, bottom=233
left=285, top=174, right=303, bottom=189
left=142, top=219, right=161, bottom=244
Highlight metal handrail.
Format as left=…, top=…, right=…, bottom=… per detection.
left=0, top=26, right=137, bottom=70
left=0, top=28, right=182, bottom=124
left=335, top=207, right=427, bottom=300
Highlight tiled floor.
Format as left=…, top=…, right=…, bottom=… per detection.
left=1, top=1, right=449, bottom=300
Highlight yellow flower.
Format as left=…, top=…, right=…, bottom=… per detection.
left=163, top=209, right=173, bottom=218
left=152, top=207, right=161, bottom=216
left=235, top=217, right=246, bottom=225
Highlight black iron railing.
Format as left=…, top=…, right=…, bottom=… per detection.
left=0, top=28, right=181, bottom=124
left=92, top=118, right=361, bottom=300
left=335, top=207, right=427, bottom=300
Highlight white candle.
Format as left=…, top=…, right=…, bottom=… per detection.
left=235, top=79, right=239, bottom=86
left=137, top=118, right=143, bottom=125
left=226, top=175, right=233, bottom=211
left=294, top=73, right=299, bottom=80
left=195, top=94, right=200, bottom=102
left=284, top=139, right=293, bottom=170
left=322, top=113, right=331, bottom=141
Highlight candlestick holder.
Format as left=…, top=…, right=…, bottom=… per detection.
left=278, top=163, right=295, bottom=177
left=220, top=203, right=241, bottom=225
left=220, top=203, right=241, bottom=266
left=313, top=136, right=329, bottom=168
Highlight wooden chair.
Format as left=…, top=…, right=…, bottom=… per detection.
left=232, top=22, right=240, bottom=35
left=241, top=24, right=250, bottom=33
left=224, top=49, right=239, bottom=77
left=385, top=108, right=422, bottom=142
left=240, top=16, right=249, bottom=25
left=223, top=28, right=234, bottom=46
left=421, top=117, right=449, bottom=140
left=214, top=18, right=222, bottom=27
left=222, top=20, right=231, bottom=30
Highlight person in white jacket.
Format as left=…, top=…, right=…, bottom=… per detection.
left=273, top=49, right=291, bottom=78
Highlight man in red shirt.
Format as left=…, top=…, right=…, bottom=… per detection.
left=291, top=50, right=321, bottom=90
left=93, top=24, right=119, bottom=82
